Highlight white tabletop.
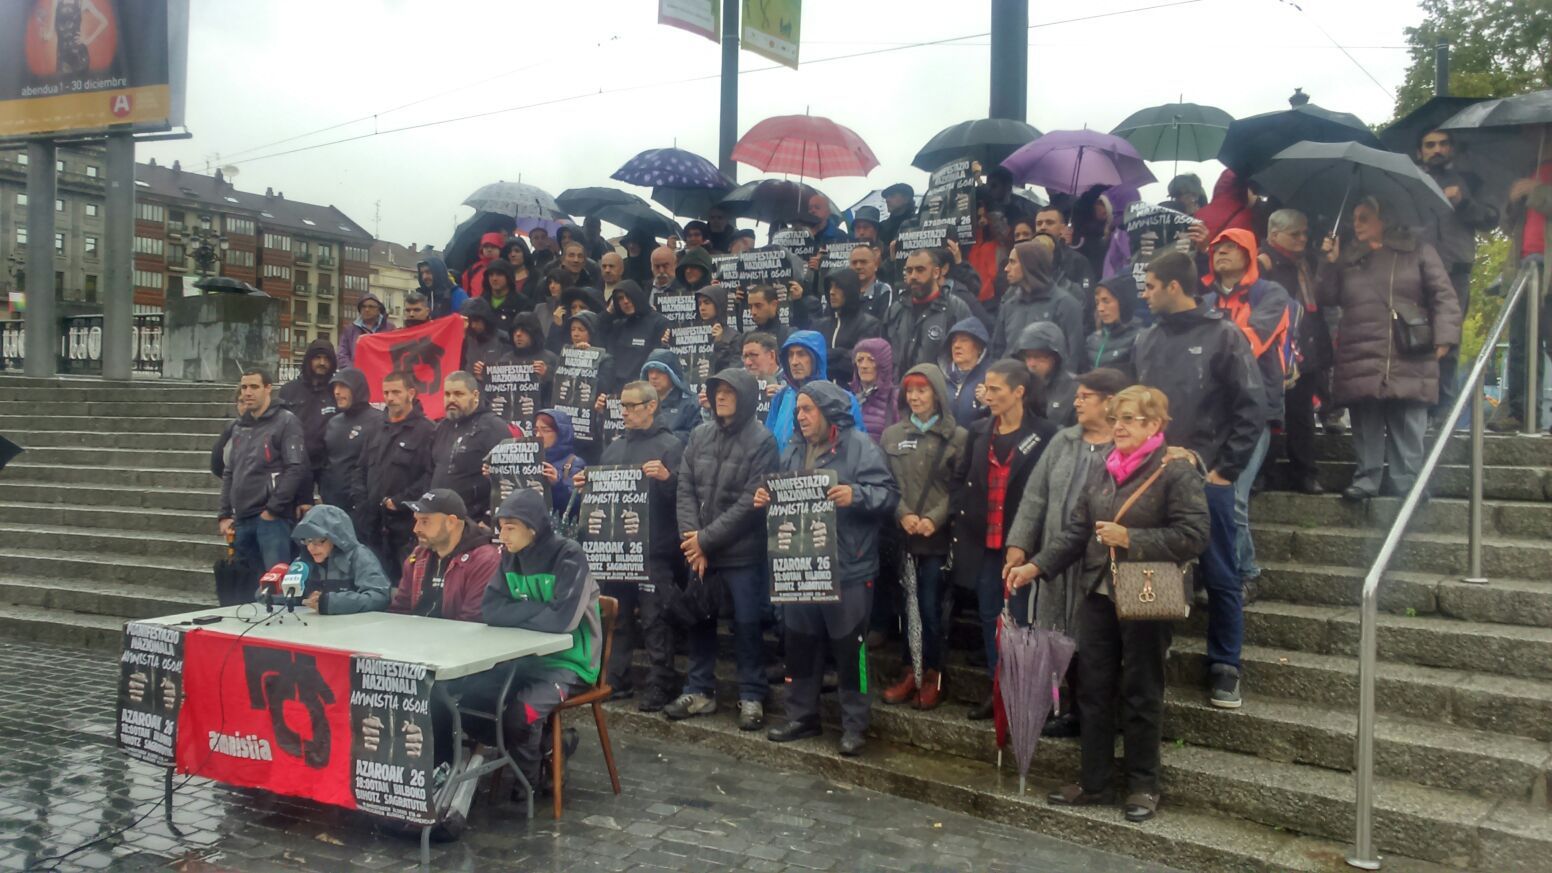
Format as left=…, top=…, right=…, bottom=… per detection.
left=139, top=606, right=574, bottom=681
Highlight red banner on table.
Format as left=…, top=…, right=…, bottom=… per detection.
left=176, top=631, right=356, bottom=810
left=353, top=316, right=466, bottom=419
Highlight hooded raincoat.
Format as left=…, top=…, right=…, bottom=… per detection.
left=938, top=317, right=990, bottom=425
left=992, top=240, right=1086, bottom=365
left=1085, top=273, right=1143, bottom=380
left=641, top=349, right=702, bottom=439
left=678, top=368, right=779, bottom=569
left=881, top=364, right=969, bottom=556
left=850, top=336, right=898, bottom=442
left=766, top=330, right=864, bottom=453
left=537, top=408, right=587, bottom=513
left=1202, top=228, right=1295, bottom=424
left=1011, top=321, right=1079, bottom=426
left=602, top=280, right=671, bottom=390
left=416, top=254, right=467, bottom=319
left=290, top=505, right=391, bottom=615
left=319, top=368, right=384, bottom=513
left=816, top=271, right=882, bottom=386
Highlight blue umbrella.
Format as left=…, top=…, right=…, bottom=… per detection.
left=612, top=147, right=734, bottom=190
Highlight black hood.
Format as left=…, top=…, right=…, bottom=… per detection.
left=562, top=286, right=605, bottom=314
left=329, top=367, right=370, bottom=415
left=694, top=285, right=728, bottom=323
left=510, top=311, right=546, bottom=349
left=416, top=255, right=454, bottom=295
left=676, top=246, right=716, bottom=290
left=610, top=280, right=651, bottom=319
left=302, top=337, right=338, bottom=385
left=460, top=296, right=499, bottom=332
left=1095, top=272, right=1139, bottom=325
left=827, top=270, right=864, bottom=316
left=568, top=309, right=603, bottom=344
left=798, top=380, right=856, bottom=432
left=703, top=367, right=759, bottom=431
left=494, top=488, right=552, bottom=540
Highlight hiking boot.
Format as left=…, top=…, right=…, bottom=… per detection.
left=1241, top=577, right=1259, bottom=605
left=881, top=672, right=917, bottom=705
left=838, top=730, right=866, bottom=756
left=1293, top=474, right=1325, bottom=495
left=1041, top=711, right=1079, bottom=738
left=737, top=700, right=765, bottom=731
left=1209, top=665, right=1242, bottom=710
left=767, top=719, right=821, bottom=743
left=663, top=693, right=716, bottom=720
left=915, top=670, right=944, bottom=711
left=637, top=688, right=673, bottom=713
left=538, top=728, right=579, bottom=797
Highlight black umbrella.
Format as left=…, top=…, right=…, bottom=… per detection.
left=652, top=185, right=731, bottom=219
left=0, top=435, right=22, bottom=473
left=1379, top=95, right=1489, bottom=154
left=193, top=276, right=262, bottom=294
left=1250, top=140, right=1452, bottom=233
left=716, top=179, right=839, bottom=225
left=1112, top=102, right=1233, bottom=162
left=556, top=187, right=645, bottom=218
left=1217, top=94, right=1382, bottom=176
left=912, top=118, right=1043, bottom=172
left=590, top=201, right=681, bottom=239
left=444, top=211, right=516, bottom=274
left=1440, top=90, right=1552, bottom=211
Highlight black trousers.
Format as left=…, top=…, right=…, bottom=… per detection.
left=602, top=558, right=678, bottom=697
left=1075, top=592, right=1172, bottom=796
left=785, top=580, right=873, bottom=734
left=1283, top=368, right=1322, bottom=481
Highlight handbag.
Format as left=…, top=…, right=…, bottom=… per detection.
left=1107, top=461, right=1192, bottom=622
left=1384, top=252, right=1434, bottom=356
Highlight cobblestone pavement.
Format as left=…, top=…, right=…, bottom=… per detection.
left=0, top=639, right=1185, bottom=873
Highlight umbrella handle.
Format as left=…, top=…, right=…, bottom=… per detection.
left=1329, top=168, right=1357, bottom=241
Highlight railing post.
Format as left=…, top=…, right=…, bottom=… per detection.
left=1347, top=578, right=1382, bottom=871
left=1465, top=369, right=1486, bottom=584
left=1522, top=260, right=1541, bottom=436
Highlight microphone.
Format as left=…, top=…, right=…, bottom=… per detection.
left=280, top=561, right=310, bottom=612
left=256, top=563, right=291, bottom=612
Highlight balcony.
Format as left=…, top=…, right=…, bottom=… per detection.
left=166, top=259, right=187, bottom=273
left=317, top=283, right=334, bottom=298
left=317, top=256, right=336, bottom=268
left=166, top=222, right=185, bottom=238
left=294, top=282, right=311, bottom=294
left=293, top=249, right=312, bottom=264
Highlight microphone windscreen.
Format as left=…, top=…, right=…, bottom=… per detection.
left=257, top=563, right=291, bottom=593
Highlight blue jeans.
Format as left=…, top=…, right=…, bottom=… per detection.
left=234, top=514, right=293, bottom=575
left=684, top=565, right=769, bottom=703
left=900, top=554, right=949, bottom=672
left=1233, top=427, right=1270, bottom=580
left=1202, top=483, right=1243, bottom=671
left=975, top=549, right=1034, bottom=678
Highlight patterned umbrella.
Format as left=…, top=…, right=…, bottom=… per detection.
left=612, top=147, right=734, bottom=189
left=899, top=556, right=924, bottom=688
left=732, top=114, right=879, bottom=179
left=1001, top=130, right=1156, bottom=195
left=462, top=181, right=567, bottom=226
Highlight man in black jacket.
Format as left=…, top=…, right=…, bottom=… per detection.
left=601, top=280, right=671, bottom=392
left=431, top=371, right=512, bottom=524
left=883, top=250, right=973, bottom=370
left=219, top=368, right=308, bottom=574
left=319, top=368, right=384, bottom=519
left=669, top=368, right=779, bottom=729
left=354, top=370, right=437, bottom=583
left=1134, top=251, right=1264, bottom=710
left=277, top=337, right=338, bottom=512
left=575, top=381, right=685, bottom=712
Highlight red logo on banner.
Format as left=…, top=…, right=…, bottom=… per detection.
left=176, top=632, right=357, bottom=810
left=353, top=317, right=466, bottom=419
left=110, top=94, right=132, bottom=117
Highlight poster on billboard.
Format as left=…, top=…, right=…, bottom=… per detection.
left=0, top=0, right=190, bottom=140
left=658, top=0, right=720, bottom=43
left=742, top=0, right=800, bottom=69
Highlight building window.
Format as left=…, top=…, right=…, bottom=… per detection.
left=226, top=217, right=255, bottom=236
left=317, top=243, right=334, bottom=263
left=84, top=235, right=98, bottom=256
left=55, top=159, right=64, bottom=173
left=344, top=245, right=369, bottom=263
left=343, top=274, right=369, bottom=293
left=15, top=193, right=25, bottom=207
left=133, top=270, right=164, bottom=289
left=54, top=232, right=64, bottom=254
left=262, top=263, right=292, bottom=280
left=296, top=241, right=310, bottom=258
left=84, top=274, right=98, bottom=302
left=55, top=198, right=63, bottom=212
left=134, top=236, right=164, bottom=256
left=15, top=226, right=26, bottom=246
left=317, top=301, right=333, bottom=324
left=86, top=165, right=99, bottom=178
left=135, top=202, right=165, bottom=222
left=16, top=153, right=26, bottom=166
left=85, top=203, right=98, bottom=217
left=55, top=271, right=63, bottom=292
left=292, top=298, right=309, bottom=322
left=262, top=233, right=292, bottom=252
left=167, top=244, right=186, bottom=264
left=292, top=329, right=307, bottom=348
left=225, top=249, right=254, bottom=267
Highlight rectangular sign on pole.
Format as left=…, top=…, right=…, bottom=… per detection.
left=0, top=0, right=190, bottom=140
left=658, top=0, right=720, bottom=43
left=765, top=469, right=839, bottom=603
left=742, top=0, right=801, bottom=69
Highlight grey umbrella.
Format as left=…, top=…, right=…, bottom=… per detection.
left=995, top=590, right=1076, bottom=796
left=463, top=181, right=567, bottom=225
left=1250, top=140, right=1452, bottom=233
left=1439, top=89, right=1552, bottom=211
left=899, top=556, right=923, bottom=689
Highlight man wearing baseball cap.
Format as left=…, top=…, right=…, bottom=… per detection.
left=389, top=489, right=500, bottom=622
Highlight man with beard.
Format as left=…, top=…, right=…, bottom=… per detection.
left=219, top=368, right=308, bottom=573
left=1412, top=128, right=1498, bottom=424
left=402, top=291, right=432, bottom=328
left=416, top=255, right=466, bottom=319
left=646, top=245, right=681, bottom=309
left=883, top=250, right=972, bottom=370
left=389, top=489, right=500, bottom=622
left=319, top=367, right=384, bottom=519
left=355, top=370, right=437, bottom=583
left=461, top=297, right=512, bottom=382
left=877, top=183, right=917, bottom=251
left=431, top=371, right=513, bottom=524
left=277, top=338, right=339, bottom=514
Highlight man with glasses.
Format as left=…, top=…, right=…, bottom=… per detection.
left=1261, top=209, right=1331, bottom=494
left=574, top=381, right=685, bottom=712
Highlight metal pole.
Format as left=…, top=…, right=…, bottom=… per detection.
left=101, top=132, right=134, bottom=381
left=1347, top=581, right=1381, bottom=871
left=1464, top=370, right=1486, bottom=583
left=1434, top=41, right=1449, bottom=97
left=1524, top=260, right=1541, bottom=435
left=717, top=0, right=739, bottom=181
left=22, top=140, right=56, bottom=378
left=988, top=0, right=1029, bottom=121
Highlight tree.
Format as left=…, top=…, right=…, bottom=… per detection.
left=1394, top=0, right=1552, bottom=118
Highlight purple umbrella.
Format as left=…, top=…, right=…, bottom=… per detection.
left=612, top=147, right=734, bottom=190
left=1001, top=130, right=1157, bottom=195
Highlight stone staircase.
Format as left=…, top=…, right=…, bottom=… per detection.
left=1, top=374, right=1549, bottom=872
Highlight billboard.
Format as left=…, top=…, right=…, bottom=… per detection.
left=659, top=0, right=719, bottom=44
left=742, top=0, right=799, bottom=69
left=0, top=0, right=189, bottom=140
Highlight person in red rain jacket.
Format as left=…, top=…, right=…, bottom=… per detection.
left=461, top=232, right=508, bottom=299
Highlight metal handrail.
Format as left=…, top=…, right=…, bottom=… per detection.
left=1347, top=260, right=1541, bottom=870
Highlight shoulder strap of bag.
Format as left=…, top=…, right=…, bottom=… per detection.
left=1112, top=459, right=1171, bottom=526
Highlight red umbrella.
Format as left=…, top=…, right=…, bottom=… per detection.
left=731, top=114, right=879, bottom=179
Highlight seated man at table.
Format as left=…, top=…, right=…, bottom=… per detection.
left=289, top=505, right=391, bottom=614
left=389, top=489, right=499, bottom=621
left=481, top=489, right=602, bottom=794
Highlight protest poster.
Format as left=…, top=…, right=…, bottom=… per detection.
left=599, top=396, right=626, bottom=450
left=765, top=469, right=840, bottom=604
left=818, top=241, right=863, bottom=278
left=1124, top=201, right=1197, bottom=283
left=916, top=159, right=978, bottom=246
left=670, top=323, right=718, bottom=389
left=482, top=363, right=541, bottom=431
left=771, top=228, right=819, bottom=262
left=718, top=245, right=798, bottom=332
left=348, top=656, right=437, bottom=825
left=754, top=377, right=775, bottom=422
left=116, top=621, right=185, bottom=767
left=892, top=223, right=951, bottom=265
left=656, top=291, right=699, bottom=327
left=553, top=346, right=603, bottom=442
left=578, top=465, right=650, bottom=583
left=486, top=438, right=546, bottom=506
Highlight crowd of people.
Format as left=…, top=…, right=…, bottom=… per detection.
left=208, top=114, right=1551, bottom=821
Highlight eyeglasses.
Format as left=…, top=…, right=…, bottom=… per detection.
left=1074, top=391, right=1103, bottom=403
left=620, top=400, right=651, bottom=411
left=1106, top=414, right=1153, bottom=426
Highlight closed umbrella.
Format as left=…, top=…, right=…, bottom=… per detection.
left=556, top=187, right=644, bottom=218
left=732, top=114, right=879, bottom=179
left=1001, top=130, right=1156, bottom=195
left=1216, top=94, right=1382, bottom=176
left=913, top=118, right=1043, bottom=172
left=899, top=556, right=924, bottom=688
left=1111, top=101, right=1233, bottom=174
left=1250, top=140, right=1453, bottom=233
left=992, top=591, right=1076, bottom=796
left=462, top=181, right=567, bottom=226
left=717, top=179, right=839, bottom=225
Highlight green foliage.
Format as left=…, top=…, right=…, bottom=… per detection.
left=1394, top=0, right=1552, bottom=119
left=1460, top=236, right=1510, bottom=363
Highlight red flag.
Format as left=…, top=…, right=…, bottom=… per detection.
left=176, top=631, right=357, bottom=810
left=353, top=317, right=466, bottom=419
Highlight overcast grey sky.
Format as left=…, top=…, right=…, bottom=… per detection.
left=140, top=0, right=1425, bottom=247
